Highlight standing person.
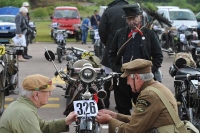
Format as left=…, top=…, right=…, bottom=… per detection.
left=96, top=59, right=178, bottom=133
left=81, top=16, right=91, bottom=44
left=90, top=10, right=100, bottom=44
left=22, top=1, right=32, bottom=59
left=0, top=74, right=78, bottom=133
left=15, top=7, right=28, bottom=62
left=108, top=4, right=163, bottom=115
left=98, top=0, right=129, bottom=109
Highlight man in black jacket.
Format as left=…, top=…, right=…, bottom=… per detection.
left=108, top=4, right=163, bottom=115
left=98, top=0, right=129, bottom=109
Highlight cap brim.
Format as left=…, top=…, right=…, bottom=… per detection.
left=121, top=71, right=130, bottom=78
left=42, top=85, right=55, bottom=91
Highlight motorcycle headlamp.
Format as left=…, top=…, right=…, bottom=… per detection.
left=79, top=63, right=96, bottom=83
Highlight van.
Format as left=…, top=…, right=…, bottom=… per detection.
left=51, top=6, right=81, bottom=35
left=157, top=8, right=198, bottom=30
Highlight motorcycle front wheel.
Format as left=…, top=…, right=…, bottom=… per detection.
left=57, top=47, right=63, bottom=63
left=0, top=72, right=6, bottom=116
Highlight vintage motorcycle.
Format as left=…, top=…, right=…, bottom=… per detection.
left=0, top=44, right=20, bottom=116
left=169, top=56, right=200, bottom=130
left=56, top=29, right=73, bottom=63
left=44, top=48, right=118, bottom=133
left=161, top=25, right=194, bottom=55
left=28, top=21, right=37, bottom=44
left=92, top=29, right=104, bottom=60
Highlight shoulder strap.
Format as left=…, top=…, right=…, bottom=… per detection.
left=93, top=15, right=98, bottom=23
left=148, top=86, right=188, bottom=133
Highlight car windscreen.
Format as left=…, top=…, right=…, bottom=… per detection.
left=169, top=11, right=196, bottom=20
left=54, top=10, right=79, bottom=19
left=0, top=16, right=15, bottom=23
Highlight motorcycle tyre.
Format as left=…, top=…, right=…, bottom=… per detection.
left=57, top=47, right=63, bottom=63
left=94, top=45, right=101, bottom=59
left=0, top=72, right=6, bottom=116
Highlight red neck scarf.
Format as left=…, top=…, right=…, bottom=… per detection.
left=128, top=25, right=143, bottom=38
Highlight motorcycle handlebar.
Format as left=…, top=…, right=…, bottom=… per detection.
left=174, top=74, right=200, bottom=80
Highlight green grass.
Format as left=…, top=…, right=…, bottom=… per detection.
left=35, top=21, right=92, bottom=42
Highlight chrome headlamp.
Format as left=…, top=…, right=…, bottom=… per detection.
left=79, top=63, right=96, bottom=83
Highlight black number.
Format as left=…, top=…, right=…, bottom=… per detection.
left=0, top=48, right=3, bottom=54
left=83, top=102, right=89, bottom=115
left=76, top=103, right=83, bottom=115
left=90, top=102, right=96, bottom=114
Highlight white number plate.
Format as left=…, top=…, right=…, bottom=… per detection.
left=180, top=34, right=185, bottom=42
left=0, top=30, right=8, bottom=33
left=73, top=100, right=98, bottom=117
left=94, top=31, right=100, bottom=39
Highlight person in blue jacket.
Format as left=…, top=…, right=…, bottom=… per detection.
left=81, top=16, right=91, bottom=44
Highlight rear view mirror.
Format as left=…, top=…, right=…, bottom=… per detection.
left=44, top=50, right=55, bottom=61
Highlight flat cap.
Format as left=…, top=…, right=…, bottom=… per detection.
left=121, top=59, right=152, bottom=78
left=22, top=74, right=55, bottom=91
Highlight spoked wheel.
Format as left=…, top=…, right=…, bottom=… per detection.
left=57, top=47, right=63, bottom=63
left=0, top=71, right=6, bottom=116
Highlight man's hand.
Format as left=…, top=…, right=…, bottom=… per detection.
left=98, top=109, right=117, bottom=119
left=96, top=112, right=112, bottom=124
left=65, top=111, right=78, bottom=125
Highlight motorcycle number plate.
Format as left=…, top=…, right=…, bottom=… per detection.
left=94, top=31, right=100, bottom=39
left=57, top=34, right=64, bottom=41
left=180, top=34, right=185, bottom=42
left=0, top=45, right=6, bottom=56
left=73, top=100, right=98, bottom=117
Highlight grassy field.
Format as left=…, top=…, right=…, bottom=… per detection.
left=35, top=21, right=92, bottom=42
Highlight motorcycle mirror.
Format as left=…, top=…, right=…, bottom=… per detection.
left=44, top=50, right=55, bottom=61
left=97, top=90, right=107, bottom=99
left=175, top=58, right=186, bottom=68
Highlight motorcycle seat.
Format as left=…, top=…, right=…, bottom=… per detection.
left=176, top=68, right=200, bottom=75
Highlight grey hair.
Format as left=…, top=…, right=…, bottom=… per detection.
left=19, top=7, right=28, bottom=13
left=21, top=89, right=33, bottom=97
left=131, top=73, right=154, bottom=81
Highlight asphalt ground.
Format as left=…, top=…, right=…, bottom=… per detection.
left=1, top=41, right=174, bottom=133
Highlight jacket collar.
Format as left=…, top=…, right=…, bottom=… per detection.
left=17, top=96, right=37, bottom=112
left=140, top=79, right=155, bottom=92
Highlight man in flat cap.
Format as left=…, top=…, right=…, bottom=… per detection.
left=96, top=59, right=177, bottom=133
left=108, top=3, right=163, bottom=115
left=0, top=74, right=78, bottom=133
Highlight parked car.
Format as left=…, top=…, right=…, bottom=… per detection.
left=0, top=15, right=16, bottom=43
left=157, top=7, right=198, bottom=30
left=196, top=12, right=200, bottom=25
left=50, top=6, right=81, bottom=35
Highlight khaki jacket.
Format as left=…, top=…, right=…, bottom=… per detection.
left=108, top=80, right=178, bottom=133
left=0, top=96, right=69, bottom=133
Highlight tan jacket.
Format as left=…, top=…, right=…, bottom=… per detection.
left=0, top=96, right=69, bottom=133
left=108, top=80, right=178, bottom=133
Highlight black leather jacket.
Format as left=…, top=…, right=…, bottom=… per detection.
left=98, top=0, right=128, bottom=67
left=109, top=26, right=163, bottom=73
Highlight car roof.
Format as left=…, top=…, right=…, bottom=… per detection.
left=168, top=8, right=192, bottom=12
left=55, top=6, right=78, bottom=10
left=157, top=6, right=179, bottom=9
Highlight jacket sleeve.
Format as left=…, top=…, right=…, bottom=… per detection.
left=15, top=14, right=22, bottom=34
left=108, top=90, right=162, bottom=133
left=149, top=30, right=163, bottom=72
left=116, top=113, right=131, bottom=123
left=98, top=11, right=108, bottom=45
left=108, top=31, right=122, bottom=72
left=39, top=117, right=69, bottom=133
left=14, top=111, right=68, bottom=133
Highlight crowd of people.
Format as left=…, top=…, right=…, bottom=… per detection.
left=0, top=1, right=197, bottom=133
